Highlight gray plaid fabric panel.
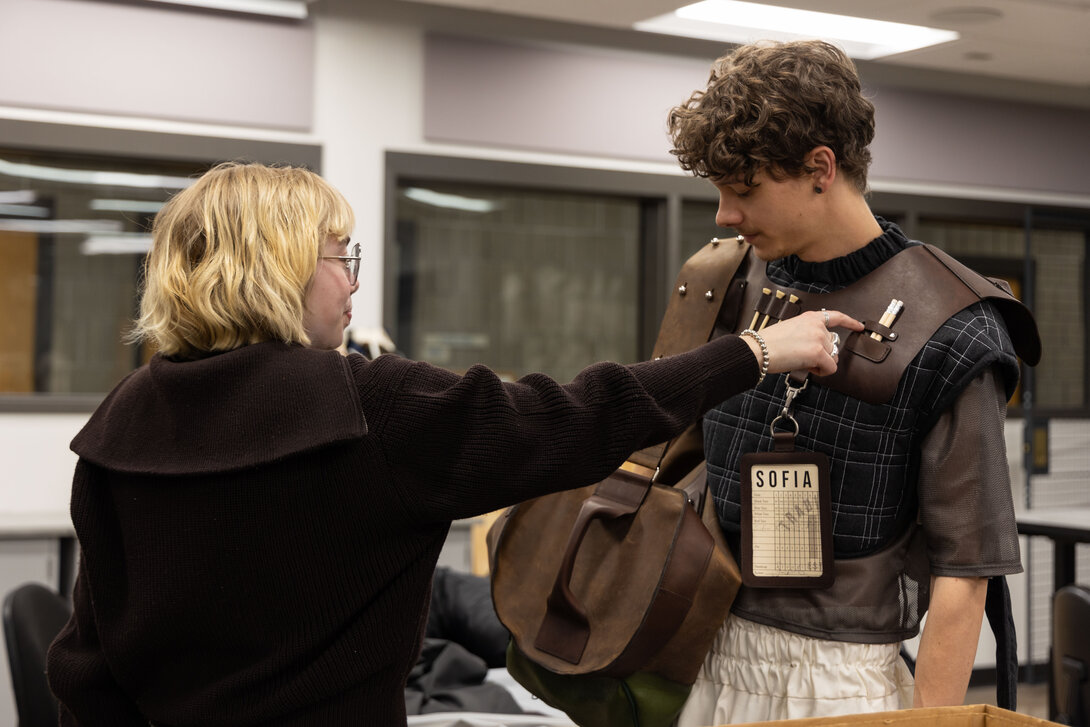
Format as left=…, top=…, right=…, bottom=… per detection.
left=705, top=261, right=1020, bottom=557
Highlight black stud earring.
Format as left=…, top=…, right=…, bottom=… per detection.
left=814, top=186, right=823, bottom=194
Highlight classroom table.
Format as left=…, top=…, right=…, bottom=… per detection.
left=1016, top=506, right=1090, bottom=720
left=1016, top=506, right=1090, bottom=592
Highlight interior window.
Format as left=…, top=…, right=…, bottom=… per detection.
left=393, top=182, right=641, bottom=382
left=920, top=218, right=1085, bottom=411
left=0, top=150, right=204, bottom=395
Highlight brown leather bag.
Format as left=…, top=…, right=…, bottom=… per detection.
left=488, top=458, right=738, bottom=677
left=486, top=456, right=740, bottom=726
left=485, top=237, right=750, bottom=726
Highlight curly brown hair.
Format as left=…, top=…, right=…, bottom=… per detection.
left=668, top=40, right=875, bottom=192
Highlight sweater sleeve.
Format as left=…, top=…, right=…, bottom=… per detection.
left=47, top=566, right=148, bottom=726
left=365, top=334, right=760, bottom=521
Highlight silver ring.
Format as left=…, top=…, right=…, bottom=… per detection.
left=770, top=413, right=800, bottom=437
left=821, top=308, right=830, bottom=327
left=831, top=343, right=839, bottom=357
left=831, top=332, right=840, bottom=346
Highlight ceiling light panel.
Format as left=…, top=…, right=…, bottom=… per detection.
left=635, top=1, right=960, bottom=60
left=144, top=0, right=309, bottom=19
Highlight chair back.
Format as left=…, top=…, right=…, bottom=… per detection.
left=3, top=582, right=72, bottom=727
left=1054, top=583, right=1090, bottom=726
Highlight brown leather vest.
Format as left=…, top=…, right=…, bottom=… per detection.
left=653, top=236, right=1040, bottom=405
left=646, top=235, right=1039, bottom=645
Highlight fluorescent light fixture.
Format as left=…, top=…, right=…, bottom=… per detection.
left=145, top=0, right=308, bottom=19
left=0, top=190, right=36, bottom=204
left=0, top=204, right=50, bottom=218
left=0, top=219, right=123, bottom=234
left=403, top=187, right=499, bottom=213
left=91, top=199, right=166, bottom=214
left=0, top=158, right=193, bottom=191
left=81, top=234, right=155, bottom=256
left=635, top=1, right=960, bottom=60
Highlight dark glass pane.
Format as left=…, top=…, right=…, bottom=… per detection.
left=0, top=149, right=204, bottom=395
left=921, top=218, right=1084, bottom=410
left=394, top=182, right=641, bottom=382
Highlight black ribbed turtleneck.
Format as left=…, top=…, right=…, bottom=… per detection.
left=771, top=217, right=916, bottom=289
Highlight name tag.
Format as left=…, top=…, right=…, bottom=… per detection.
left=739, top=450, right=834, bottom=588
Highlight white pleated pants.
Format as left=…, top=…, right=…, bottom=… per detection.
left=676, top=615, right=915, bottom=726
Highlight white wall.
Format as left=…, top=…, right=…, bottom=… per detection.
left=420, top=33, right=1090, bottom=203
left=0, top=0, right=314, bottom=129
left=311, top=7, right=426, bottom=334
left=0, top=415, right=84, bottom=514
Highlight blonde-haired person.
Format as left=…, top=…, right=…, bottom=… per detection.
left=46, top=161, right=859, bottom=727
left=136, top=162, right=354, bottom=354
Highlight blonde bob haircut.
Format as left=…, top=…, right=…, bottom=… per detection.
left=131, top=162, right=354, bottom=357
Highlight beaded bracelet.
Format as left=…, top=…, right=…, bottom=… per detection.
left=739, top=328, right=769, bottom=385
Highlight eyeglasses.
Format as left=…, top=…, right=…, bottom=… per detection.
left=320, top=241, right=361, bottom=286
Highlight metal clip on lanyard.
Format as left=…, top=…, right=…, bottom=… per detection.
left=769, top=374, right=809, bottom=439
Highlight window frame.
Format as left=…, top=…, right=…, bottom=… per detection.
left=384, top=152, right=716, bottom=363
left=0, top=118, right=321, bottom=413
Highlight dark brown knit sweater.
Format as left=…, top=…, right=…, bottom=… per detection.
left=47, top=338, right=757, bottom=726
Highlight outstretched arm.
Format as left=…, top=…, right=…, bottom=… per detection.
left=370, top=309, right=860, bottom=521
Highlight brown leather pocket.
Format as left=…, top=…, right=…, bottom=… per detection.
left=769, top=296, right=802, bottom=321
left=845, top=330, right=891, bottom=363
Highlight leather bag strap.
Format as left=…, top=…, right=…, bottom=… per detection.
left=985, top=575, right=1018, bottom=711
left=606, top=500, right=714, bottom=677
left=534, top=468, right=653, bottom=663
left=533, top=464, right=717, bottom=672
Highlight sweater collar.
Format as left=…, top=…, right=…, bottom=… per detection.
left=72, top=342, right=367, bottom=475
left=770, top=217, right=912, bottom=286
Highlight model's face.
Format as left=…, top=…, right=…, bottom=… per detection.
left=303, top=235, right=358, bottom=350
left=713, top=170, right=820, bottom=262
